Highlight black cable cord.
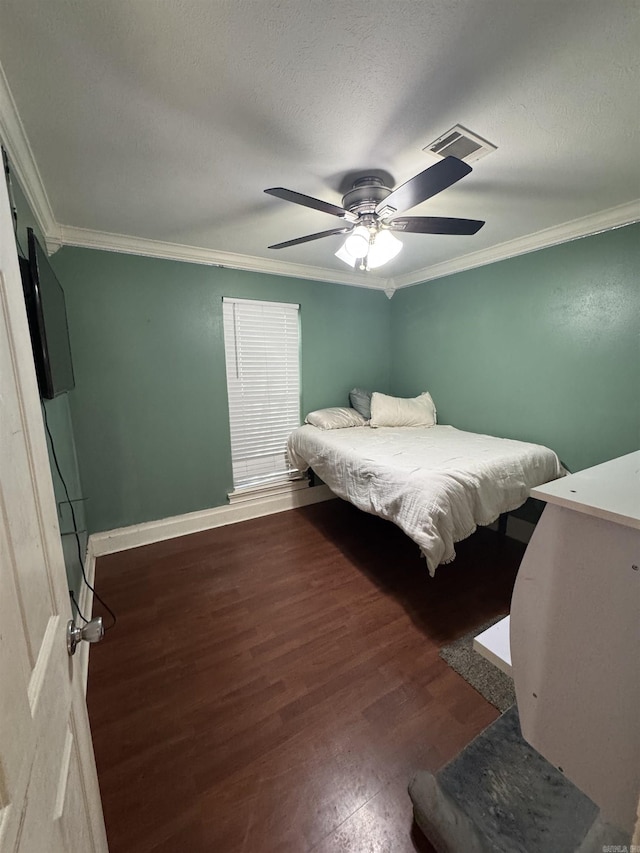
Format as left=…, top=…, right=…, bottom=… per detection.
left=42, top=402, right=117, bottom=631
left=69, top=588, right=88, bottom=623
left=15, top=231, right=27, bottom=261
left=3, top=146, right=115, bottom=630
left=2, top=145, right=27, bottom=260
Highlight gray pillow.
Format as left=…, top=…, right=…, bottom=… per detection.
left=349, top=388, right=372, bottom=420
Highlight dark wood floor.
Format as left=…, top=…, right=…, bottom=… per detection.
left=87, top=499, right=524, bottom=852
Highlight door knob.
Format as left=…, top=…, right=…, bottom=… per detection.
left=67, top=617, right=104, bottom=656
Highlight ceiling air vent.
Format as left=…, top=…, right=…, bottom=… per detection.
left=423, top=124, right=497, bottom=163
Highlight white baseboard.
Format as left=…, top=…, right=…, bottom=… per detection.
left=88, top=484, right=336, bottom=558
left=80, top=491, right=532, bottom=693
left=80, top=484, right=335, bottom=692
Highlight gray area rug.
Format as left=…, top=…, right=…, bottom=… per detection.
left=439, top=618, right=516, bottom=712
left=409, top=706, right=631, bottom=853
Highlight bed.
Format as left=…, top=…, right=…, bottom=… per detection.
left=287, top=420, right=565, bottom=575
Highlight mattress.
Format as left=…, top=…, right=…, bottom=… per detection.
left=287, top=424, right=565, bottom=575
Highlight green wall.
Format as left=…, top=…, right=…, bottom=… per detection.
left=11, top=174, right=87, bottom=600
left=390, top=223, right=640, bottom=473
left=44, top=220, right=639, bottom=536
left=51, top=248, right=391, bottom=533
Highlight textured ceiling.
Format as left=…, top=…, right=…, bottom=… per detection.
left=0, top=0, right=638, bottom=289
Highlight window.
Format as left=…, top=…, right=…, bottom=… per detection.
left=222, top=297, right=301, bottom=494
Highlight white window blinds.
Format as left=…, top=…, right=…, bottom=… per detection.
left=223, top=297, right=301, bottom=490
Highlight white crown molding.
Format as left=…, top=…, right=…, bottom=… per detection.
left=59, top=201, right=639, bottom=293
left=58, top=223, right=393, bottom=292
left=392, top=200, right=640, bottom=290
left=2, top=53, right=636, bottom=291
left=88, top=484, right=336, bottom=558
left=0, top=60, right=61, bottom=248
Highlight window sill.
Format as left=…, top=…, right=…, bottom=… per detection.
left=227, top=477, right=309, bottom=505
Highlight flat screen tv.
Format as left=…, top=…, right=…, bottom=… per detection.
left=19, top=227, right=75, bottom=399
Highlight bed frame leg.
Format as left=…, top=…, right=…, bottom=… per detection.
left=498, top=513, right=509, bottom=537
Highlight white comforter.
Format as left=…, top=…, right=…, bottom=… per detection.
left=287, top=424, right=565, bottom=575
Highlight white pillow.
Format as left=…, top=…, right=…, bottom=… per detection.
left=369, top=392, right=437, bottom=428
left=305, top=407, right=367, bottom=429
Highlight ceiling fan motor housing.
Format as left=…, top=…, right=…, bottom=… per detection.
left=342, top=177, right=392, bottom=217
left=265, top=157, right=484, bottom=252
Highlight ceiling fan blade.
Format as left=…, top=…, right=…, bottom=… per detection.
left=388, top=216, right=485, bottom=235
left=376, top=156, right=472, bottom=218
left=268, top=226, right=353, bottom=250
left=265, top=187, right=356, bottom=220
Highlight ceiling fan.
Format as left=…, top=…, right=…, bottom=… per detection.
left=264, top=156, right=484, bottom=271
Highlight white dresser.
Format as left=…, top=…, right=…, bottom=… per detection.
left=480, top=452, right=640, bottom=832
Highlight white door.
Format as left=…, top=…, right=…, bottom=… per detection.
left=0, top=171, right=108, bottom=851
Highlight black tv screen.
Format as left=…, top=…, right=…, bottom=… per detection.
left=20, top=227, right=75, bottom=399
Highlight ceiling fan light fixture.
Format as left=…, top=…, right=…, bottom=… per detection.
left=366, top=230, right=403, bottom=269
left=269, top=156, right=482, bottom=270
left=343, top=225, right=370, bottom=260
left=335, top=242, right=357, bottom=268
